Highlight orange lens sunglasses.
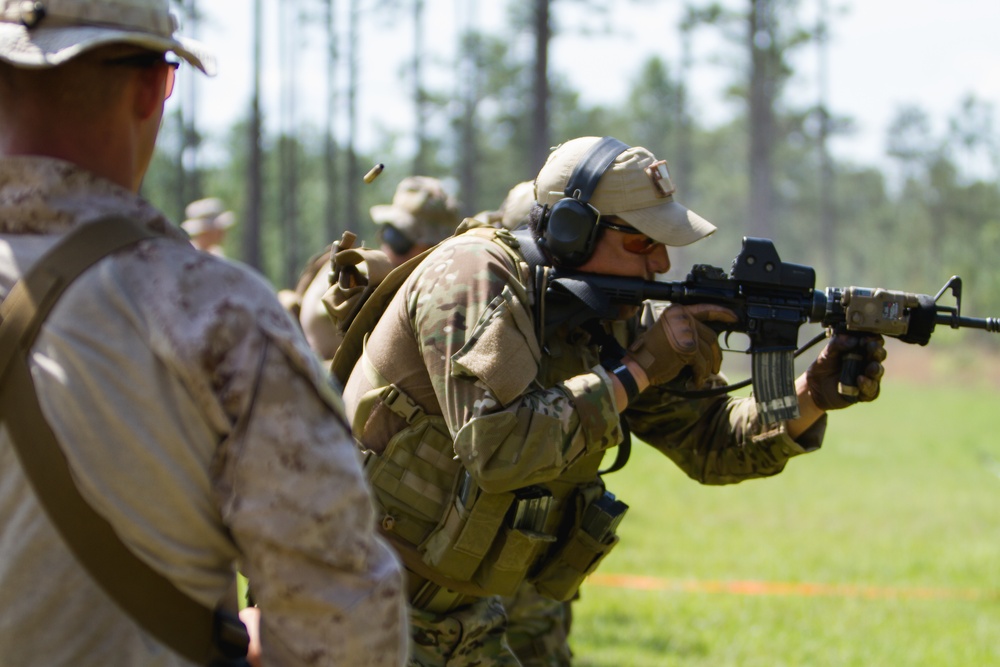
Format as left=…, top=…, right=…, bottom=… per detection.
left=598, top=217, right=661, bottom=255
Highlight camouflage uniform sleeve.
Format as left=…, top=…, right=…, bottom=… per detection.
left=156, top=250, right=409, bottom=666
left=219, top=338, right=407, bottom=666
left=408, top=236, right=622, bottom=494
left=626, top=381, right=827, bottom=485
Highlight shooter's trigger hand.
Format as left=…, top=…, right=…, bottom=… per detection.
left=806, top=333, right=886, bottom=410
left=626, top=303, right=738, bottom=387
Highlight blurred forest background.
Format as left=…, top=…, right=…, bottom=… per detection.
left=143, top=0, right=1000, bottom=354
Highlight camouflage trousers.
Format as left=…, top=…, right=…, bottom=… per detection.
left=408, top=584, right=575, bottom=667
left=409, top=596, right=520, bottom=667
left=502, top=583, right=573, bottom=667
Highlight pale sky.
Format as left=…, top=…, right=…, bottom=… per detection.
left=174, top=0, right=1000, bottom=174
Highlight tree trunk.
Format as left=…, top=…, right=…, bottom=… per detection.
left=412, top=0, right=428, bottom=175
left=456, top=5, right=479, bottom=218
left=182, top=0, right=201, bottom=204
left=748, top=0, right=775, bottom=239
left=244, top=0, right=263, bottom=269
left=816, top=0, right=836, bottom=279
left=677, top=17, right=695, bottom=202
left=531, top=0, right=550, bottom=174
left=324, top=0, right=339, bottom=242
left=280, top=0, right=300, bottom=288
left=346, top=0, right=360, bottom=234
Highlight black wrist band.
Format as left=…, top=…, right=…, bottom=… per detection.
left=603, top=362, right=640, bottom=403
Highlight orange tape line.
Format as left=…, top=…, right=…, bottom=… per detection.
left=587, top=573, right=994, bottom=601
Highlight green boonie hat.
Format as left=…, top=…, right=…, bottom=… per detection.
left=370, top=176, right=460, bottom=246
left=0, top=0, right=215, bottom=74
left=534, top=136, right=716, bottom=247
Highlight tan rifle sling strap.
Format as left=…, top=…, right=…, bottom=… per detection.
left=0, top=216, right=247, bottom=666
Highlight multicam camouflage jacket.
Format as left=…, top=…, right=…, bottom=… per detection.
left=342, top=226, right=827, bottom=599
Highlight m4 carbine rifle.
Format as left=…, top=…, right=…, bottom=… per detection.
left=543, top=237, right=1000, bottom=424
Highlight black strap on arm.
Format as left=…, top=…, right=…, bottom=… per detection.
left=0, top=217, right=248, bottom=666
left=513, top=230, right=633, bottom=475
left=580, top=320, right=633, bottom=475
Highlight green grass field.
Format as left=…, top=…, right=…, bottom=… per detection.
left=570, top=356, right=1000, bottom=666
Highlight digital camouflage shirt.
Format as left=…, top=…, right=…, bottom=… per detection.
left=0, top=157, right=407, bottom=667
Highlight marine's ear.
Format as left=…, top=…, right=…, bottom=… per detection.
left=131, top=62, right=169, bottom=121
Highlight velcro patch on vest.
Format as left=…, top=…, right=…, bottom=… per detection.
left=451, top=285, right=540, bottom=407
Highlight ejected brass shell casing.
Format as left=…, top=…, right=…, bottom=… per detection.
left=363, top=163, right=385, bottom=184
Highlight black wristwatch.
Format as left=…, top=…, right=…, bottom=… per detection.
left=602, top=360, right=640, bottom=404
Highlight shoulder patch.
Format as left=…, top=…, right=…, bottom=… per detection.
left=451, top=284, right=540, bottom=406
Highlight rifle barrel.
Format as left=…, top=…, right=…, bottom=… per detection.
left=937, top=313, right=1000, bottom=332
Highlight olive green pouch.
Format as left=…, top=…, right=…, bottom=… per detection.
left=421, top=484, right=515, bottom=582
left=473, top=526, right=556, bottom=596
left=366, top=417, right=459, bottom=526
left=532, top=485, right=627, bottom=602
left=533, top=528, right=620, bottom=602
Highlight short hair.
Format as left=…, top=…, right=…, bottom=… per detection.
left=527, top=203, right=545, bottom=240
left=0, top=46, right=144, bottom=124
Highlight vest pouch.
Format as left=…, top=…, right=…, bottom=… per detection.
left=473, top=527, right=556, bottom=597
left=420, top=475, right=514, bottom=583
left=366, top=417, right=461, bottom=546
left=532, top=488, right=628, bottom=602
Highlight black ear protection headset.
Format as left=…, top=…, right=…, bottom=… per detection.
left=537, top=136, right=630, bottom=267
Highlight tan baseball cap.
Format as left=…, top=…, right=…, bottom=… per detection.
left=181, top=197, right=234, bottom=236
left=370, top=176, right=460, bottom=246
left=0, top=0, right=215, bottom=74
left=535, top=136, right=716, bottom=247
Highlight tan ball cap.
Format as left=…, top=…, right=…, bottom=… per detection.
left=535, top=136, right=716, bottom=247
left=0, top=0, right=215, bottom=74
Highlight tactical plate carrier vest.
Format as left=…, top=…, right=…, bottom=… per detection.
left=334, top=227, right=625, bottom=603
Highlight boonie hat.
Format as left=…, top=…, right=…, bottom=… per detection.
left=0, top=0, right=215, bottom=74
left=181, top=197, right=235, bottom=236
left=535, top=136, right=716, bottom=247
left=370, top=176, right=460, bottom=246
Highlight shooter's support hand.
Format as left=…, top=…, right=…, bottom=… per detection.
left=626, top=304, right=738, bottom=387
left=805, top=333, right=887, bottom=411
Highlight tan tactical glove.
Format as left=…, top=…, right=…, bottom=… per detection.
left=625, top=303, right=738, bottom=387
left=320, top=242, right=393, bottom=331
left=805, top=333, right=887, bottom=410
